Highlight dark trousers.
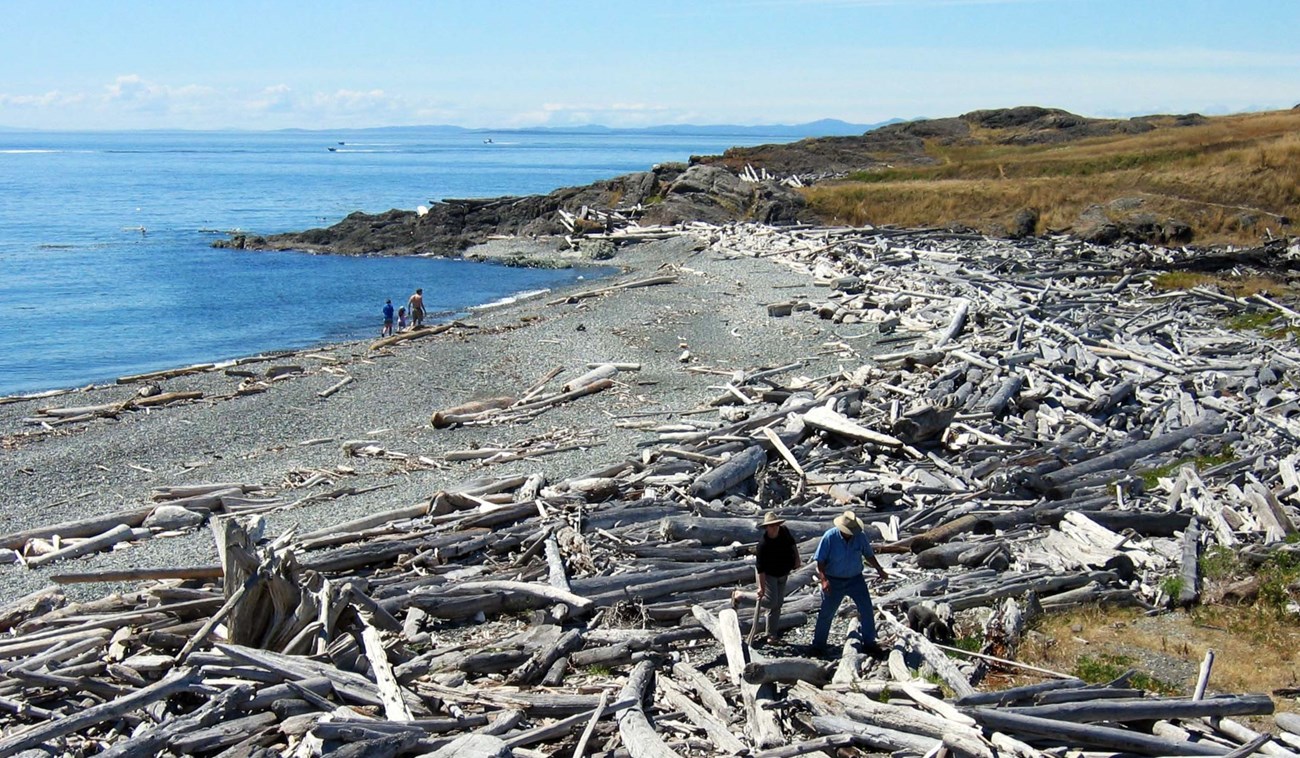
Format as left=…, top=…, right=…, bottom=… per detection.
left=812, top=574, right=877, bottom=647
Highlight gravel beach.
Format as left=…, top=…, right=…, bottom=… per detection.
left=0, top=233, right=857, bottom=601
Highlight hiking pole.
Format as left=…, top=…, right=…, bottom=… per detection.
left=746, top=590, right=764, bottom=645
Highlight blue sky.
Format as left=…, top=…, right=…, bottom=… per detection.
left=2, top=0, right=1296, bottom=130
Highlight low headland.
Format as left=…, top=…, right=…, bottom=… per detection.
left=3, top=106, right=1300, bottom=755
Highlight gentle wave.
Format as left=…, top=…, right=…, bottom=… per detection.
left=471, top=288, right=553, bottom=310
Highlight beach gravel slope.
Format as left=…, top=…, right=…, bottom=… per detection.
left=0, top=234, right=853, bottom=600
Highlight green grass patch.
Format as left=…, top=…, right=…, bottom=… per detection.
left=1258, top=551, right=1300, bottom=614
left=1227, top=311, right=1279, bottom=331
left=950, top=636, right=982, bottom=653
left=1160, top=575, right=1186, bottom=600
left=1074, top=653, right=1179, bottom=695
left=1201, top=546, right=1240, bottom=581
left=1139, top=447, right=1237, bottom=489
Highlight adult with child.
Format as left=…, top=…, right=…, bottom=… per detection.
left=811, top=510, right=889, bottom=657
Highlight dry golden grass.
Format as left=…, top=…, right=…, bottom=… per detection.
left=1151, top=272, right=1287, bottom=297
left=1014, top=604, right=1300, bottom=706
left=804, top=109, right=1300, bottom=245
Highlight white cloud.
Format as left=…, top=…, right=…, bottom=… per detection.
left=0, top=90, right=85, bottom=108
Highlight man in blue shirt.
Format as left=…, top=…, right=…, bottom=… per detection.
left=812, top=510, right=889, bottom=656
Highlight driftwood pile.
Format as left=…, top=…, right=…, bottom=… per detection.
left=3, top=224, right=1300, bottom=756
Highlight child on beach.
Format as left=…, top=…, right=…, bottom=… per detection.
left=381, top=299, right=395, bottom=336
left=397, top=307, right=407, bottom=331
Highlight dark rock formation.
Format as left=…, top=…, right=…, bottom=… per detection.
left=1009, top=208, right=1040, bottom=239
left=217, top=162, right=811, bottom=257
left=1072, top=199, right=1194, bottom=246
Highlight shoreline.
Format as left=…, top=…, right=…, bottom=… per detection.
left=0, top=237, right=623, bottom=402
left=0, top=231, right=847, bottom=600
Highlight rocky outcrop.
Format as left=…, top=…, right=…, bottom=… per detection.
left=1072, top=199, right=1194, bottom=246
left=218, top=162, right=811, bottom=257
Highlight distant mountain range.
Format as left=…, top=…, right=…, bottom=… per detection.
left=275, top=119, right=903, bottom=138
left=0, top=118, right=903, bottom=138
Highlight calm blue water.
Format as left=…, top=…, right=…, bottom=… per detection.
left=0, top=128, right=793, bottom=395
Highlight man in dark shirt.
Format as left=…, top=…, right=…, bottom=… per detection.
left=754, top=511, right=801, bottom=645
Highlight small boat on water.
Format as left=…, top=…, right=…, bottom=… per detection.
left=483, top=138, right=493, bottom=144
left=327, top=147, right=337, bottom=152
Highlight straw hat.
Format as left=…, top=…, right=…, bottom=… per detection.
left=758, top=511, right=786, bottom=528
left=834, top=510, right=864, bottom=536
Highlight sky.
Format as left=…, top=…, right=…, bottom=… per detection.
left=1, top=0, right=1296, bottom=131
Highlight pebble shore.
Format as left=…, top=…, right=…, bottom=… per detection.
left=0, top=233, right=859, bottom=601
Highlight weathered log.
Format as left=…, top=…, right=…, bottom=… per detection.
left=0, top=666, right=202, bottom=755
left=659, top=516, right=853, bottom=545
left=966, top=707, right=1229, bottom=756
left=1037, top=416, right=1227, bottom=492
left=0, top=586, right=65, bottom=632
left=369, top=322, right=455, bottom=350
left=0, top=506, right=154, bottom=550
left=881, top=611, right=975, bottom=697
left=752, top=735, right=857, bottom=758
left=171, top=711, right=278, bottom=753
left=505, top=378, right=616, bottom=416
left=984, top=373, right=1024, bottom=417
left=671, top=661, right=732, bottom=723
left=447, top=580, right=592, bottom=614
left=1178, top=520, right=1201, bottom=607
left=803, top=405, right=904, bottom=447
left=431, top=396, right=518, bottom=428
left=547, top=274, right=677, bottom=305
left=688, top=445, right=768, bottom=500
left=1004, top=693, right=1274, bottom=723
left=795, top=682, right=967, bottom=743
left=24, top=524, right=145, bottom=568
left=591, top=562, right=753, bottom=605
left=129, top=390, right=204, bottom=408
left=563, top=363, right=621, bottom=393
left=615, top=660, right=680, bottom=758
left=317, top=375, right=354, bottom=398
left=507, top=628, right=583, bottom=685
left=658, top=676, right=746, bottom=754
left=742, top=657, right=833, bottom=686
left=809, top=714, right=939, bottom=754
left=359, top=611, right=415, bottom=721
left=216, top=643, right=430, bottom=715
left=889, top=514, right=984, bottom=553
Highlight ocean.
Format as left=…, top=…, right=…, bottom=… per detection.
left=0, top=128, right=795, bottom=396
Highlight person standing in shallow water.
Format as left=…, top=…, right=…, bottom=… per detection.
left=754, top=511, right=801, bottom=645
left=408, top=288, right=426, bottom=329
left=811, top=510, right=889, bottom=656
left=397, top=307, right=407, bottom=331
left=381, top=299, right=395, bottom=337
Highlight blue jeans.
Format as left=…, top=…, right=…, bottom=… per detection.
left=812, top=574, right=877, bottom=647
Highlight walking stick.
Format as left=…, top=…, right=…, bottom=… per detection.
left=746, top=588, right=764, bottom=645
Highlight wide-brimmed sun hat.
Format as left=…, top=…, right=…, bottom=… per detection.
left=834, top=510, right=864, bottom=536
left=758, top=511, right=785, bottom=528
